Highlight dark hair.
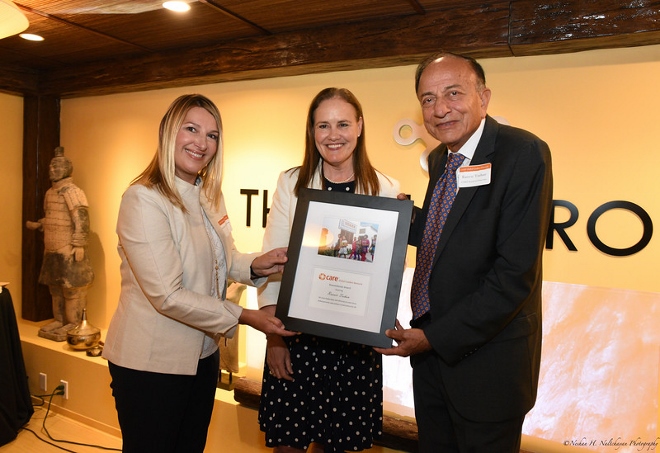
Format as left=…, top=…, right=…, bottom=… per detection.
left=414, top=52, right=487, bottom=93
left=294, top=87, right=381, bottom=196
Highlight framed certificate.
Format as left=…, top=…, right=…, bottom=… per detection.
left=275, top=188, right=413, bottom=348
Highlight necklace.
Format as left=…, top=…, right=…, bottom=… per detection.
left=324, top=172, right=354, bottom=184
left=202, top=211, right=222, bottom=299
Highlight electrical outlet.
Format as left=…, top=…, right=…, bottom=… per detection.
left=59, top=380, right=69, bottom=399
left=39, top=373, right=47, bottom=391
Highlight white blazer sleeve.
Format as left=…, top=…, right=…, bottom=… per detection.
left=257, top=169, right=298, bottom=308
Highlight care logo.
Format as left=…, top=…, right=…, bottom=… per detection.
left=318, top=273, right=339, bottom=281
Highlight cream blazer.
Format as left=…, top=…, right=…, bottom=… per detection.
left=103, top=178, right=262, bottom=375
left=258, top=166, right=400, bottom=308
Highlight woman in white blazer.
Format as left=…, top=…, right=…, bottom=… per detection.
left=257, top=88, right=400, bottom=453
left=103, top=94, right=295, bottom=453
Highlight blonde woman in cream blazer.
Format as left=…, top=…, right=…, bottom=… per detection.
left=103, top=94, right=294, bottom=453
left=104, top=180, right=266, bottom=375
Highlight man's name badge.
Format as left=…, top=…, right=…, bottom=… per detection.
left=458, top=163, right=491, bottom=188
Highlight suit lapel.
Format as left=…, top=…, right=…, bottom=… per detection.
left=432, top=116, right=499, bottom=263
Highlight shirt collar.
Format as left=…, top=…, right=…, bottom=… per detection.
left=448, top=118, right=486, bottom=162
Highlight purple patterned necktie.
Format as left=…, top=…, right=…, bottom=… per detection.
left=410, top=152, right=466, bottom=320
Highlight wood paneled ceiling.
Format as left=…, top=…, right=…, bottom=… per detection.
left=1, top=0, right=660, bottom=97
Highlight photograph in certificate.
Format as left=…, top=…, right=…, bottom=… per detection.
left=276, top=188, right=412, bottom=348
left=317, top=217, right=379, bottom=263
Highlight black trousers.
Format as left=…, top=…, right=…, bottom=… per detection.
left=412, top=350, right=524, bottom=453
left=108, top=349, right=219, bottom=453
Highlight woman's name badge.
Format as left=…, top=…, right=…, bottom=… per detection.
left=458, top=163, right=491, bottom=188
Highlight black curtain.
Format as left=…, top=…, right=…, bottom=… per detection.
left=0, top=287, right=33, bottom=445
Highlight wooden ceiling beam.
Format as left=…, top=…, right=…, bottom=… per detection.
left=3, top=0, right=660, bottom=98
left=403, top=0, right=426, bottom=15
left=0, top=65, right=40, bottom=96
left=510, top=0, right=660, bottom=55
left=41, top=2, right=513, bottom=97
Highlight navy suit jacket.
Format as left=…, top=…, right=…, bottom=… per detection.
left=410, top=115, right=553, bottom=422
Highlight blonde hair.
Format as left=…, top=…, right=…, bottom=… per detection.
left=132, top=94, right=224, bottom=212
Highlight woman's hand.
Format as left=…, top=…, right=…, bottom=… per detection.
left=250, top=247, right=287, bottom=277
left=238, top=308, right=296, bottom=338
left=265, top=334, right=294, bottom=381
left=261, top=305, right=294, bottom=381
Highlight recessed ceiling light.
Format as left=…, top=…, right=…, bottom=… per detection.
left=19, top=33, right=44, bottom=41
left=163, top=1, right=190, bottom=13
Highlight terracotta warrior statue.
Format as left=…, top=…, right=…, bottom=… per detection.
left=26, top=147, right=94, bottom=341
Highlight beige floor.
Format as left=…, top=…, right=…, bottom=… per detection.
left=0, top=406, right=122, bottom=453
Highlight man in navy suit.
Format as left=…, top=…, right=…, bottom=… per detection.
left=376, top=52, right=553, bottom=452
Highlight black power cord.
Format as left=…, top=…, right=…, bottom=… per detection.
left=21, top=384, right=121, bottom=452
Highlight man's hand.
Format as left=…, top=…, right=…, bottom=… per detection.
left=250, top=247, right=288, bottom=277
left=374, top=320, right=432, bottom=357
left=396, top=193, right=415, bottom=222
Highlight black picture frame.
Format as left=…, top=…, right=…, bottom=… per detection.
left=275, top=188, right=413, bottom=348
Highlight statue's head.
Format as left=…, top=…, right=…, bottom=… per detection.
left=49, top=147, right=73, bottom=182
